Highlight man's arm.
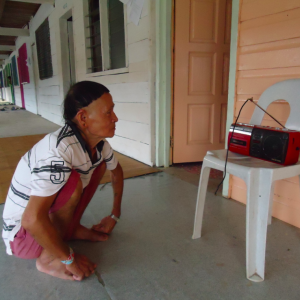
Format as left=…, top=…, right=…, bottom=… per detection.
left=22, top=193, right=70, bottom=260
left=92, top=162, right=124, bottom=233
left=110, top=162, right=124, bottom=218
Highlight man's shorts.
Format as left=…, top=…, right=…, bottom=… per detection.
left=10, top=162, right=104, bottom=259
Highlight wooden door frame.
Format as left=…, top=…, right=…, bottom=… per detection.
left=155, top=0, right=173, bottom=167
left=31, top=43, right=40, bottom=114
left=155, top=0, right=240, bottom=174
left=222, top=0, right=240, bottom=199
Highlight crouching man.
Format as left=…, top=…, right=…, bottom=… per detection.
left=2, top=81, right=123, bottom=281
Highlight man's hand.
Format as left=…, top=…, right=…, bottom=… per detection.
left=92, top=216, right=117, bottom=234
left=92, top=163, right=123, bottom=235
left=66, top=253, right=97, bottom=281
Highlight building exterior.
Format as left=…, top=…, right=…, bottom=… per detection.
left=2, top=0, right=300, bottom=229
left=2, top=0, right=156, bottom=166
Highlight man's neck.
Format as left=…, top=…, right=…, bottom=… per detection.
left=68, top=121, right=104, bottom=162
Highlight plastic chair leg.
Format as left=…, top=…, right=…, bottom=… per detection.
left=268, top=183, right=275, bottom=225
left=246, top=170, right=272, bottom=282
left=192, top=163, right=211, bottom=239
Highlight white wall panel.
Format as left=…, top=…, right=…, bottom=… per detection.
left=39, top=95, right=63, bottom=105
left=114, top=102, right=150, bottom=124
left=127, top=16, right=149, bottom=45
left=40, top=85, right=60, bottom=96
left=107, top=135, right=152, bottom=166
left=115, top=120, right=150, bottom=144
left=38, top=75, right=60, bottom=87
left=87, top=71, right=148, bottom=85
left=128, top=39, right=149, bottom=64
left=14, top=87, right=22, bottom=107
left=108, top=82, right=149, bottom=103
left=4, top=88, right=12, bottom=103
left=49, top=103, right=63, bottom=115
left=129, top=60, right=149, bottom=73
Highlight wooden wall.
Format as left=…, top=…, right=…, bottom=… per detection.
left=231, top=0, right=300, bottom=227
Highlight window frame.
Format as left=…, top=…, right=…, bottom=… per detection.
left=85, top=0, right=129, bottom=76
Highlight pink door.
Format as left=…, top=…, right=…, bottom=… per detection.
left=173, top=0, right=232, bottom=163
left=18, top=43, right=30, bottom=109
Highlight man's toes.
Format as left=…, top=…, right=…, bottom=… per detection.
left=94, top=231, right=109, bottom=241
left=61, top=272, right=75, bottom=281
left=65, top=269, right=73, bottom=276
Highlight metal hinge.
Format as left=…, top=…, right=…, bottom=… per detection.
left=170, top=137, right=174, bottom=148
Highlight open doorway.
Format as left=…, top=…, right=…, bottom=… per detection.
left=67, top=17, right=76, bottom=87
left=18, top=43, right=30, bottom=109
left=60, top=11, right=76, bottom=97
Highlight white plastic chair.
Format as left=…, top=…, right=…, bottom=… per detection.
left=192, top=79, right=300, bottom=282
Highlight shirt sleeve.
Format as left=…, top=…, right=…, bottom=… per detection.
left=29, top=148, right=73, bottom=197
left=102, top=140, right=118, bottom=170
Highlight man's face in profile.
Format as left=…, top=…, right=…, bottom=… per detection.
left=83, top=92, right=118, bottom=139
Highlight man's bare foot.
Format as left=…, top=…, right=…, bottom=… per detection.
left=36, top=249, right=95, bottom=281
left=36, top=251, right=74, bottom=280
left=70, top=224, right=109, bottom=242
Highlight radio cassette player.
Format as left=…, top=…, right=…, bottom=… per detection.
left=228, top=123, right=300, bottom=165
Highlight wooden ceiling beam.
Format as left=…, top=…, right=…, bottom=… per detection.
left=0, top=27, right=29, bottom=36
left=0, top=54, right=9, bottom=59
left=0, top=45, right=15, bottom=51
left=7, top=0, right=54, bottom=4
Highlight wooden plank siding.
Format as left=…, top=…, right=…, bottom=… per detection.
left=231, top=0, right=300, bottom=228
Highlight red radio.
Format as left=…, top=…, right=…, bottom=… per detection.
left=228, top=123, right=300, bottom=166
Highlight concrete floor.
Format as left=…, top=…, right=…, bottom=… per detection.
left=1, top=172, right=300, bottom=299
left=0, top=107, right=60, bottom=138
left=1, top=107, right=300, bottom=299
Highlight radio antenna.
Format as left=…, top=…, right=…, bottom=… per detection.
left=249, top=97, right=286, bottom=129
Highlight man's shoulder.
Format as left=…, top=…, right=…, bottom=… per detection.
left=45, top=124, right=79, bottom=152
left=32, top=125, right=76, bottom=156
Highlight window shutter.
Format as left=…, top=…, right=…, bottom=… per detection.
left=2, top=69, right=6, bottom=87
left=0, top=71, right=3, bottom=88
left=108, top=0, right=126, bottom=69
left=87, top=0, right=103, bottom=72
left=35, top=18, right=53, bottom=80
left=4, top=64, right=11, bottom=87
left=11, top=56, right=19, bottom=86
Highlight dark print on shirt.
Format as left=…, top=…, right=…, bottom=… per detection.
left=50, top=161, right=71, bottom=184
left=10, top=184, right=30, bottom=201
left=56, top=124, right=75, bottom=148
left=3, top=221, right=16, bottom=232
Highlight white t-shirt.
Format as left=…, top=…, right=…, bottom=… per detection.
left=2, top=122, right=118, bottom=255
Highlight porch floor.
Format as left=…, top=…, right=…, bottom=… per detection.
left=1, top=171, right=300, bottom=299
left=1, top=109, right=300, bottom=299
left=0, top=107, right=60, bottom=138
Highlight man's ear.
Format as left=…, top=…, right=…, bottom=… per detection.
left=74, top=109, right=87, bottom=128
